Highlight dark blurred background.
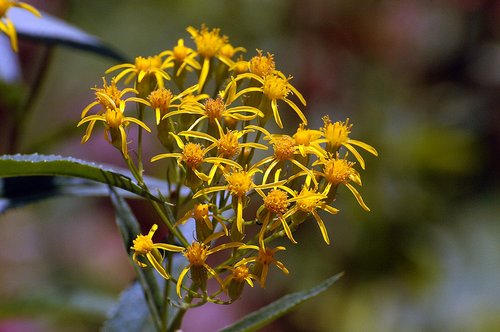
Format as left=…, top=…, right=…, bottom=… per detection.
left=1, top=0, right=499, bottom=331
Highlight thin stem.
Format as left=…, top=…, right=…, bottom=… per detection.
left=136, top=103, right=145, bottom=178
left=151, top=201, right=189, bottom=247
left=8, top=46, right=54, bottom=153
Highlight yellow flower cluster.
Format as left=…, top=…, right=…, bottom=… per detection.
left=79, top=25, right=377, bottom=303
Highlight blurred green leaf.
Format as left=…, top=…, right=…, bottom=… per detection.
left=0, top=154, right=165, bottom=203
left=219, top=272, right=344, bottom=332
left=109, top=187, right=179, bottom=332
left=9, top=7, right=127, bottom=62
left=102, top=281, right=155, bottom=332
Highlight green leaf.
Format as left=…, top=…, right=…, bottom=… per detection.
left=102, top=281, right=155, bottom=332
left=219, top=273, right=344, bottom=332
left=0, top=154, right=165, bottom=202
left=109, top=187, right=164, bottom=332
left=9, top=7, right=127, bottom=62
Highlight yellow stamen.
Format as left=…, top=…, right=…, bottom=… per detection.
left=263, top=74, right=289, bottom=101
left=204, top=97, right=226, bottom=123
left=188, top=25, right=227, bottom=58
left=249, top=50, right=275, bottom=77
left=226, top=170, right=254, bottom=197
left=184, top=242, right=209, bottom=266
left=272, top=135, right=296, bottom=161
left=323, top=156, right=357, bottom=185
left=296, top=187, right=321, bottom=213
left=218, top=130, right=240, bottom=158
left=264, top=189, right=289, bottom=215
left=182, top=142, right=205, bottom=168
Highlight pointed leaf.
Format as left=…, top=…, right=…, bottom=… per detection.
left=219, top=273, right=343, bottom=332
left=9, top=7, right=127, bottom=62
left=0, top=154, right=166, bottom=203
left=102, top=281, right=155, bottom=332
left=109, top=187, right=164, bottom=332
left=0, top=176, right=158, bottom=213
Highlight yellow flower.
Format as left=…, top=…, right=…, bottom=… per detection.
left=150, top=133, right=240, bottom=184
left=248, top=49, right=275, bottom=77
left=230, top=55, right=249, bottom=75
left=81, top=77, right=141, bottom=118
left=160, top=38, right=201, bottom=77
left=161, top=94, right=263, bottom=131
left=193, top=167, right=286, bottom=234
left=219, top=43, right=246, bottom=61
left=0, top=0, right=40, bottom=52
left=78, top=102, right=151, bottom=158
left=315, top=153, right=370, bottom=211
left=293, top=123, right=327, bottom=157
left=176, top=203, right=228, bottom=240
left=176, top=240, right=243, bottom=297
left=106, top=55, right=171, bottom=90
left=248, top=127, right=317, bottom=186
left=255, top=187, right=297, bottom=247
left=282, top=184, right=339, bottom=245
left=223, top=263, right=257, bottom=300
left=186, top=25, right=230, bottom=91
left=145, top=84, right=198, bottom=124
left=178, top=123, right=268, bottom=183
left=130, top=224, right=185, bottom=280
left=321, top=116, right=378, bottom=169
left=179, top=123, right=267, bottom=160
left=230, top=71, right=307, bottom=128
left=236, top=245, right=289, bottom=288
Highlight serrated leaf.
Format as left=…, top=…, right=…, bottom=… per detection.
left=0, top=176, right=154, bottom=213
left=8, top=7, right=127, bottom=62
left=219, top=273, right=343, bottom=332
left=0, top=154, right=166, bottom=203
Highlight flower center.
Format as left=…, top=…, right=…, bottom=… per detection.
left=249, top=50, right=275, bottom=77
left=182, top=143, right=205, bottom=168
left=294, top=124, right=318, bottom=146
left=135, top=55, right=162, bottom=72
left=173, top=39, right=189, bottom=61
left=273, top=135, right=296, bottom=160
left=205, top=97, right=225, bottom=123
left=323, top=157, right=355, bottom=185
left=218, top=131, right=240, bottom=158
left=296, top=187, right=321, bottom=213
left=257, top=248, right=275, bottom=266
left=193, top=203, right=209, bottom=222
left=131, top=235, right=154, bottom=254
left=95, top=78, right=121, bottom=109
left=226, top=171, right=253, bottom=197
left=148, top=88, right=173, bottom=116
left=232, top=265, right=250, bottom=282
left=233, top=58, right=249, bottom=74
left=219, top=44, right=236, bottom=58
left=192, top=26, right=227, bottom=58
left=264, top=189, right=289, bottom=215
left=263, top=74, right=289, bottom=100
left=185, top=242, right=208, bottom=266
left=322, top=116, right=351, bottom=149
left=104, top=109, right=124, bottom=128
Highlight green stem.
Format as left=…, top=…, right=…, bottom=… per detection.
left=136, top=103, right=145, bottom=177
left=151, top=201, right=189, bottom=247
left=8, top=46, right=54, bottom=153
